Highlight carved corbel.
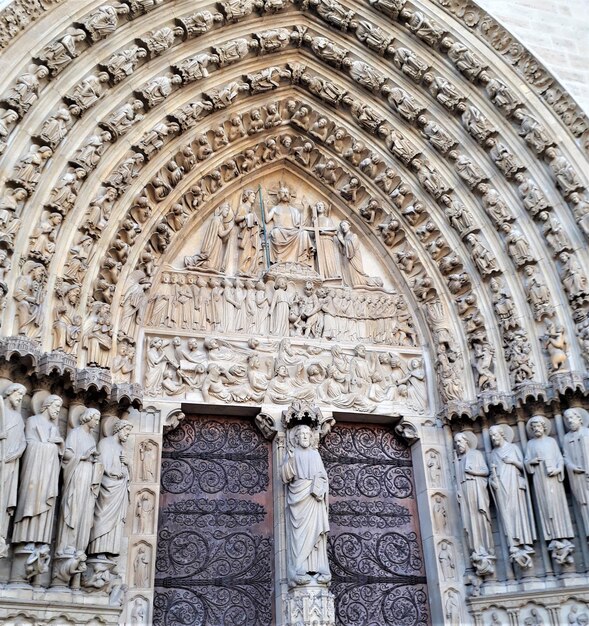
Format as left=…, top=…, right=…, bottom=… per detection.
left=255, top=411, right=278, bottom=440
left=162, top=407, right=185, bottom=433
left=395, top=416, right=419, bottom=443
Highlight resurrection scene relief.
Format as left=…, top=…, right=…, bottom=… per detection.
left=139, top=171, right=428, bottom=415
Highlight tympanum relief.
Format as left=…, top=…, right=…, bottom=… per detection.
left=138, top=174, right=428, bottom=415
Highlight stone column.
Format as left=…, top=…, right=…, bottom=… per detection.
left=122, top=401, right=179, bottom=625
left=405, top=415, right=473, bottom=625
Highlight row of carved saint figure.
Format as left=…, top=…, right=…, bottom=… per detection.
left=143, top=274, right=416, bottom=346
left=0, top=384, right=132, bottom=589
left=453, top=409, right=589, bottom=577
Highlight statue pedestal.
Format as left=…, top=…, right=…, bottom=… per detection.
left=285, top=584, right=335, bottom=626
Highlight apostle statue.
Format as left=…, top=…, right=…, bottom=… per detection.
left=453, top=431, right=495, bottom=576
left=185, top=202, right=233, bottom=273
left=56, top=408, right=102, bottom=555
left=0, top=383, right=27, bottom=555
left=88, top=420, right=133, bottom=557
left=562, top=408, right=589, bottom=537
left=488, top=424, right=536, bottom=568
left=13, top=394, right=64, bottom=547
left=524, top=415, right=575, bottom=563
left=265, top=185, right=315, bottom=266
left=334, top=220, right=382, bottom=288
left=235, top=188, right=261, bottom=276
left=280, top=424, right=331, bottom=587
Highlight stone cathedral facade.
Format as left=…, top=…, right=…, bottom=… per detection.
left=0, top=0, right=588, bottom=624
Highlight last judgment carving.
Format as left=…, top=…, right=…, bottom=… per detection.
left=0, top=0, right=588, bottom=624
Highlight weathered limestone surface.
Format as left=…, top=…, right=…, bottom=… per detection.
left=0, top=0, right=587, bottom=623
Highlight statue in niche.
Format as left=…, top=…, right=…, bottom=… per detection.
left=88, top=420, right=133, bottom=557
left=334, top=221, right=382, bottom=288
left=131, top=597, right=147, bottom=624
left=265, top=184, right=315, bottom=266
left=84, top=303, right=113, bottom=368
left=13, top=395, right=64, bottom=547
left=313, top=202, right=340, bottom=280
left=453, top=431, right=495, bottom=576
left=280, top=424, right=331, bottom=587
left=432, top=494, right=447, bottom=532
left=543, top=320, right=568, bottom=372
left=523, top=265, right=554, bottom=320
left=139, top=440, right=157, bottom=482
left=438, top=540, right=456, bottom=581
left=235, top=189, right=261, bottom=276
left=134, top=492, right=155, bottom=535
left=444, top=589, right=461, bottom=625
left=133, top=545, right=150, bottom=587
left=524, top=415, right=575, bottom=563
left=426, top=449, right=441, bottom=485
left=562, top=408, right=589, bottom=537
left=55, top=408, right=102, bottom=556
left=184, top=202, right=233, bottom=273
left=53, top=282, right=82, bottom=352
left=488, top=424, right=536, bottom=568
left=0, top=383, right=27, bottom=555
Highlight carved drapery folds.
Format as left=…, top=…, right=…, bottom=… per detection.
left=0, top=0, right=588, bottom=623
left=0, top=373, right=134, bottom=609
left=452, top=408, right=589, bottom=596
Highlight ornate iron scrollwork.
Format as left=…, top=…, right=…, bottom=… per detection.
left=154, top=417, right=274, bottom=626
left=322, top=423, right=430, bottom=626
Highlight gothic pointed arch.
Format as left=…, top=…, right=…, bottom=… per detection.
left=0, top=0, right=588, bottom=624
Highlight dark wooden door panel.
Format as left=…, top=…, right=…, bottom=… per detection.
left=153, top=416, right=274, bottom=626
left=322, top=424, right=430, bottom=626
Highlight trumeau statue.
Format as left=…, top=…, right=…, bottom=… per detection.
left=88, top=420, right=133, bottom=557
left=0, top=383, right=27, bottom=555
left=525, top=415, right=575, bottom=563
left=562, top=408, right=589, bottom=537
left=13, top=395, right=64, bottom=547
left=55, top=408, right=101, bottom=556
left=453, top=431, right=495, bottom=576
left=280, top=423, right=331, bottom=588
left=489, top=424, right=536, bottom=568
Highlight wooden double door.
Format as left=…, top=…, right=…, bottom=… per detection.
left=154, top=416, right=429, bottom=626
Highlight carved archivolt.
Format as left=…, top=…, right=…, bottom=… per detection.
left=0, top=0, right=587, bottom=417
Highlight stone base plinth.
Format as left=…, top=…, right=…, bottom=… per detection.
left=285, top=584, right=335, bottom=626
left=0, top=585, right=122, bottom=625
